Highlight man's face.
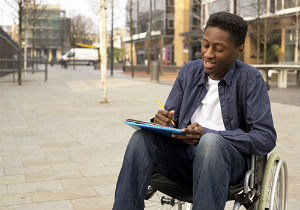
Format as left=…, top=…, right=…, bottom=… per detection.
left=201, top=26, right=244, bottom=80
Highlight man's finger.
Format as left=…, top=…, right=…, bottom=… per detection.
left=155, top=113, right=171, bottom=124
left=157, top=110, right=174, bottom=119
left=172, top=133, right=200, bottom=140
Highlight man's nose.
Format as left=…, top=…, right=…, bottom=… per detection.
left=204, top=47, right=214, bottom=59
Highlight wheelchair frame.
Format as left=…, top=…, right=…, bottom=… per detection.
left=145, top=152, right=288, bottom=210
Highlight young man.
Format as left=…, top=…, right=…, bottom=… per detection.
left=112, top=12, right=276, bottom=210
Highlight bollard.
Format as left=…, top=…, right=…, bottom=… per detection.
left=150, top=61, right=160, bottom=82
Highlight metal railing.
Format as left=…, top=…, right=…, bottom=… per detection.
left=0, top=58, right=48, bottom=82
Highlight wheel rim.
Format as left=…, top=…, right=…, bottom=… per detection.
left=258, top=152, right=288, bottom=210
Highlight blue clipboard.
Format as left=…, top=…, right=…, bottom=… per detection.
left=125, top=119, right=184, bottom=137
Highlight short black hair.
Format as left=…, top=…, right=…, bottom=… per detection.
left=205, top=12, right=248, bottom=46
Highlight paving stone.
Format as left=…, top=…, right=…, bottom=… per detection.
left=42, top=149, right=68, bottom=160
left=39, top=141, right=82, bottom=148
left=0, top=161, right=22, bottom=169
left=80, top=166, right=120, bottom=177
left=0, top=200, right=73, bottom=210
left=31, top=188, right=97, bottom=203
left=0, top=185, right=6, bottom=195
left=71, top=195, right=114, bottom=210
left=5, top=165, right=52, bottom=176
left=60, top=175, right=118, bottom=189
left=25, top=169, right=83, bottom=182
left=93, top=184, right=116, bottom=196
left=0, top=193, right=32, bottom=207
left=22, top=159, right=72, bottom=167
left=0, top=175, right=26, bottom=185
left=7, top=180, right=63, bottom=194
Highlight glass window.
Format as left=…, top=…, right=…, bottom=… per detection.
left=168, top=19, right=174, bottom=28
left=167, top=0, right=174, bottom=7
left=270, top=0, right=275, bottom=12
left=285, top=28, right=296, bottom=62
left=277, top=0, right=282, bottom=10
left=239, top=0, right=259, bottom=17
left=284, top=0, right=296, bottom=9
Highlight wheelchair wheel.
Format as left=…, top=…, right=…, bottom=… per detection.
left=144, top=189, right=187, bottom=210
left=258, top=152, right=288, bottom=210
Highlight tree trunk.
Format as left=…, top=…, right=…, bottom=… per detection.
left=18, top=0, right=23, bottom=85
left=263, top=13, right=267, bottom=64
left=32, top=26, right=36, bottom=72
left=100, top=0, right=108, bottom=103
left=110, top=0, right=114, bottom=76
left=146, top=0, right=152, bottom=74
left=295, top=0, right=299, bottom=64
left=256, top=0, right=260, bottom=64
left=130, top=0, right=134, bottom=77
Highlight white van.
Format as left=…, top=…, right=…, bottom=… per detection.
left=59, top=48, right=99, bottom=66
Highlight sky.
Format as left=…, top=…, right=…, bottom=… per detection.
left=0, top=0, right=127, bottom=30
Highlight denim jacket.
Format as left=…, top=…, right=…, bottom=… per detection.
left=164, top=59, right=276, bottom=156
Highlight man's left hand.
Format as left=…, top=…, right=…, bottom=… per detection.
left=172, top=122, right=204, bottom=146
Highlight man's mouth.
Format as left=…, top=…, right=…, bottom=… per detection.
left=203, top=60, right=215, bottom=69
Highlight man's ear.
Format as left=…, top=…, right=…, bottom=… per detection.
left=235, top=44, right=244, bottom=58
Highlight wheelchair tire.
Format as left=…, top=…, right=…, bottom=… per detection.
left=258, top=152, right=288, bottom=210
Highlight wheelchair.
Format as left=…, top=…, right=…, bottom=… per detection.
left=144, top=152, right=288, bottom=210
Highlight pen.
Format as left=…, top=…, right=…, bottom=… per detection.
left=156, top=99, right=175, bottom=126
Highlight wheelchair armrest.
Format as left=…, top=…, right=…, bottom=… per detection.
left=244, top=168, right=254, bottom=193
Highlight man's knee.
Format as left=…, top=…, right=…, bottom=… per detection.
left=127, top=129, right=159, bottom=154
left=199, top=133, right=226, bottom=149
left=195, top=133, right=230, bottom=162
left=128, top=129, right=148, bottom=149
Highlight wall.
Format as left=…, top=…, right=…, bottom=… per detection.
left=0, top=27, right=19, bottom=69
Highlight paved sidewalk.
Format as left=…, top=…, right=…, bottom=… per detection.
left=0, top=66, right=299, bottom=209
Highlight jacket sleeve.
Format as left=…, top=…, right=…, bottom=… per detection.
left=204, top=73, right=276, bottom=156
left=164, top=66, right=186, bottom=128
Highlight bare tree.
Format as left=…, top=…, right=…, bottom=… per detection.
left=70, top=15, right=94, bottom=47
left=130, top=0, right=134, bottom=77
left=146, top=0, right=152, bottom=74
left=295, top=0, right=299, bottom=63
left=100, top=0, right=108, bottom=103
left=17, top=0, right=24, bottom=85
left=256, top=0, right=261, bottom=64
left=24, top=0, right=47, bottom=71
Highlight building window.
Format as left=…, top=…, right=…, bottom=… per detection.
left=270, top=0, right=275, bottom=13
left=284, top=0, right=296, bottom=9
left=168, top=19, right=174, bottom=29
left=277, top=0, right=283, bottom=10
left=167, top=0, right=174, bottom=7
left=285, top=28, right=296, bottom=62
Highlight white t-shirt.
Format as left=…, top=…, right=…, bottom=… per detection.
left=191, top=77, right=226, bottom=131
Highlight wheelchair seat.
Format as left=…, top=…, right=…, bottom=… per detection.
left=149, top=173, right=193, bottom=203
left=148, top=173, right=244, bottom=204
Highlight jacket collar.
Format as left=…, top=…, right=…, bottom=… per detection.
left=196, top=60, right=206, bottom=86
left=197, top=59, right=236, bottom=86
left=222, top=61, right=236, bottom=86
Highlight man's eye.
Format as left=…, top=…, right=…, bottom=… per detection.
left=216, top=48, right=223, bottom=52
left=203, top=45, right=209, bottom=48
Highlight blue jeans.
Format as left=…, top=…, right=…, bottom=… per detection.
left=112, top=129, right=246, bottom=210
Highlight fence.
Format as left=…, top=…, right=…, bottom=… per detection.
left=0, top=58, right=48, bottom=82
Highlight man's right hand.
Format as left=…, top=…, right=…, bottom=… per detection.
left=154, top=110, right=175, bottom=126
